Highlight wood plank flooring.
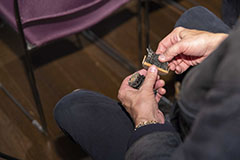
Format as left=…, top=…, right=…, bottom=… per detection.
left=0, top=0, right=221, bottom=159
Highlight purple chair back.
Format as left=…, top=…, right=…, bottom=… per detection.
left=19, top=0, right=102, bottom=24
left=0, top=0, right=129, bottom=46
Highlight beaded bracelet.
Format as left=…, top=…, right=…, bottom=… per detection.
left=134, top=120, right=159, bottom=130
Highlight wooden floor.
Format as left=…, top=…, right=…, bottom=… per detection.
left=0, top=0, right=221, bottom=159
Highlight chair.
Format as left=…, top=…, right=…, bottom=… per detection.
left=0, top=0, right=138, bottom=134
left=138, top=0, right=198, bottom=48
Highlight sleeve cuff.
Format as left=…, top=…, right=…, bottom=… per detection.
left=127, top=122, right=176, bottom=149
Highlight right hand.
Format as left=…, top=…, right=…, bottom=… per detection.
left=157, top=27, right=228, bottom=74
left=118, top=66, right=166, bottom=126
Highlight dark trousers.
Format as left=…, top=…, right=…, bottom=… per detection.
left=54, top=6, right=230, bottom=160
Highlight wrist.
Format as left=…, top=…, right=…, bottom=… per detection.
left=215, top=33, right=228, bottom=43
left=134, top=117, right=157, bottom=126
left=135, top=120, right=159, bottom=130
left=134, top=115, right=165, bottom=127
left=210, top=33, right=228, bottom=49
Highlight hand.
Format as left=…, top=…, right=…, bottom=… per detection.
left=118, top=65, right=166, bottom=126
left=157, top=27, right=228, bottom=74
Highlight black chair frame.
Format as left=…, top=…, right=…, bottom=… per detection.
left=1, top=0, right=142, bottom=135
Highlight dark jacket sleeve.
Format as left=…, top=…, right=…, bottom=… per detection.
left=126, top=124, right=181, bottom=160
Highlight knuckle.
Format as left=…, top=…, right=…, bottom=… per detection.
left=178, top=41, right=187, bottom=52
left=175, top=26, right=184, bottom=32
left=160, top=80, right=165, bottom=86
left=118, top=90, right=123, bottom=100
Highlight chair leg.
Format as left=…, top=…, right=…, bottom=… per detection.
left=23, top=49, right=48, bottom=135
left=138, top=0, right=150, bottom=65
left=144, top=0, right=150, bottom=48
left=0, top=19, right=4, bottom=28
left=0, top=83, right=46, bottom=135
left=137, top=0, right=143, bottom=66
left=161, top=0, right=187, bottom=12
left=74, top=34, right=82, bottom=48
left=0, top=152, right=20, bottom=160
left=14, top=0, right=48, bottom=135
left=81, top=30, right=137, bottom=72
left=142, top=0, right=188, bottom=50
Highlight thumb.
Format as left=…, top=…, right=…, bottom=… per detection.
left=141, top=65, right=158, bottom=90
left=159, top=41, right=185, bottom=62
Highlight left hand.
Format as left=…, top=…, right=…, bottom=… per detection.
left=157, top=27, right=228, bottom=74
left=118, top=65, right=166, bottom=126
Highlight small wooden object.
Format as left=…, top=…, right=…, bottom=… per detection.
left=128, top=47, right=169, bottom=89
left=142, top=47, right=169, bottom=75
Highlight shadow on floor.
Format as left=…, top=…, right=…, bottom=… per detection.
left=54, top=135, right=92, bottom=160
left=30, top=39, right=79, bottom=68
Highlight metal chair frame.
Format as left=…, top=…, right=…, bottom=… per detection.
left=139, top=0, right=199, bottom=48
left=12, top=0, right=48, bottom=134
left=1, top=0, right=142, bottom=135
left=0, top=152, right=20, bottom=160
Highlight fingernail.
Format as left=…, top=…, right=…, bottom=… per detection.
left=159, top=54, right=165, bottom=61
left=149, top=65, right=157, bottom=73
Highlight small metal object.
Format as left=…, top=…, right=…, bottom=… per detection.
left=128, top=72, right=145, bottom=89
left=128, top=73, right=158, bottom=96
left=129, top=47, right=169, bottom=89
left=142, top=47, right=169, bottom=75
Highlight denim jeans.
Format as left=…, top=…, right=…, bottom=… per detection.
left=54, top=6, right=230, bottom=160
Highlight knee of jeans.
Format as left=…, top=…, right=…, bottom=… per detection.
left=54, top=94, right=71, bottom=125
left=54, top=90, right=88, bottom=125
left=188, top=6, right=209, bottom=13
left=175, top=6, right=210, bottom=27
left=183, top=6, right=210, bottom=17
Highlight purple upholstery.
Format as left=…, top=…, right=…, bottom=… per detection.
left=19, top=0, right=102, bottom=24
left=0, top=1, right=16, bottom=30
left=0, top=0, right=129, bottom=46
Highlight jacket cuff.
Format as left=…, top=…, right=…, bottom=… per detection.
left=127, top=122, right=176, bottom=149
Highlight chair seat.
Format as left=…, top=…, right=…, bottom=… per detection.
left=0, top=0, right=129, bottom=46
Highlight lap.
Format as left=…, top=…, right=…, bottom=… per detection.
left=54, top=90, right=134, bottom=160
left=175, top=6, right=230, bottom=33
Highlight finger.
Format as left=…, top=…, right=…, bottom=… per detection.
left=121, top=75, right=132, bottom=88
left=159, top=40, right=187, bottom=62
left=155, top=79, right=165, bottom=89
left=137, top=69, right=147, bottom=76
left=156, top=27, right=183, bottom=54
left=175, top=55, right=183, bottom=66
left=175, top=66, right=182, bottom=74
left=156, top=42, right=167, bottom=54
left=118, top=76, right=132, bottom=101
left=155, top=93, right=162, bottom=102
left=175, top=61, right=189, bottom=74
left=173, top=58, right=180, bottom=67
left=141, top=65, right=158, bottom=90
left=158, top=88, right=166, bottom=95
left=169, top=63, right=176, bottom=71
left=155, top=110, right=165, bottom=123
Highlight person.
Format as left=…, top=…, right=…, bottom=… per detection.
left=54, top=6, right=240, bottom=160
